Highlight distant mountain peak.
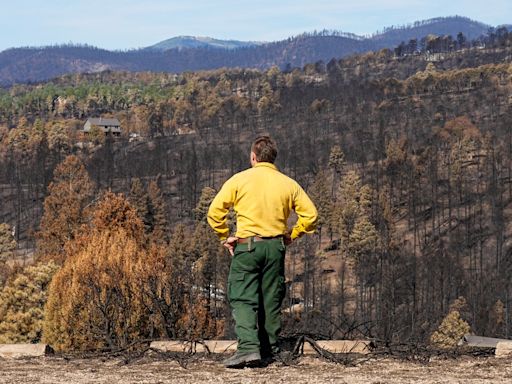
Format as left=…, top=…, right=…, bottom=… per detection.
left=371, top=15, right=490, bottom=42
left=147, top=36, right=263, bottom=51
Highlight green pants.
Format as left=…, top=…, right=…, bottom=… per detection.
left=228, top=238, right=286, bottom=355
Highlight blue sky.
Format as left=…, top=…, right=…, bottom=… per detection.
left=1, top=0, right=510, bottom=51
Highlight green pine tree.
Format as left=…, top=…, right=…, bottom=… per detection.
left=0, top=261, right=59, bottom=343
left=193, top=187, right=217, bottom=222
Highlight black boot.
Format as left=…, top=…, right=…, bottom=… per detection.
left=222, top=351, right=261, bottom=368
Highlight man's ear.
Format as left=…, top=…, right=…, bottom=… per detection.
left=250, top=151, right=257, bottom=165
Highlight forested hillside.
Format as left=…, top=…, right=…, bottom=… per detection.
left=1, top=30, right=512, bottom=350
left=0, top=16, right=500, bottom=85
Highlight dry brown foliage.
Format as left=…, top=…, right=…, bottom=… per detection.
left=36, top=155, right=94, bottom=263
left=43, top=192, right=151, bottom=351
left=43, top=192, right=222, bottom=351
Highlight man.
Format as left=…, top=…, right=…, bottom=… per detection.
left=207, top=135, right=318, bottom=368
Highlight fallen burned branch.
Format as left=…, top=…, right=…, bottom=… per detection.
left=146, top=348, right=200, bottom=369
left=150, top=340, right=237, bottom=354
left=370, top=342, right=495, bottom=364
left=302, top=336, right=373, bottom=366
left=275, top=334, right=374, bottom=366
left=147, top=335, right=375, bottom=366
left=57, top=339, right=154, bottom=361
left=40, top=335, right=497, bottom=369
left=150, top=337, right=372, bottom=355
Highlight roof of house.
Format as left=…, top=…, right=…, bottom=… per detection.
left=86, top=118, right=120, bottom=127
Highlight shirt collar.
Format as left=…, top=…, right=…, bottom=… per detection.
left=253, top=162, right=278, bottom=171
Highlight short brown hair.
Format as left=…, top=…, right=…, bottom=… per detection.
left=251, top=136, right=277, bottom=163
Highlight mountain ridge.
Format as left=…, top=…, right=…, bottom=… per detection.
left=0, top=16, right=507, bottom=85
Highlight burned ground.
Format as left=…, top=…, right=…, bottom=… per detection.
left=0, top=353, right=511, bottom=384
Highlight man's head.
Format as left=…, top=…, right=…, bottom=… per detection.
left=250, top=135, right=277, bottom=165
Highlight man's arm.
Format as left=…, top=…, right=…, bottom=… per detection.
left=290, top=184, right=318, bottom=240
left=207, top=177, right=237, bottom=241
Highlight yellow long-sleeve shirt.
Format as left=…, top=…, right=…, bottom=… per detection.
left=207, top=162, right=318, bottom=241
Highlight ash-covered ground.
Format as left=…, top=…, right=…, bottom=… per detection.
left=0, top=353, right=511, bottom=384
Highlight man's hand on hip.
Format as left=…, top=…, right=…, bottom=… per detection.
left=223, top=236, right=239, bottom=256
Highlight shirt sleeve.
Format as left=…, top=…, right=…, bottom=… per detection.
left=290, top=183, right=318, bottom=240
left=207, top=176, right=237, bottom=241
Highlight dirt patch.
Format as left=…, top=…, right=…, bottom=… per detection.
left=0, top=354, right=511, bottom=384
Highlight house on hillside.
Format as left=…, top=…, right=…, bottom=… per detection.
left=83, top=117, right=121, bottom=136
